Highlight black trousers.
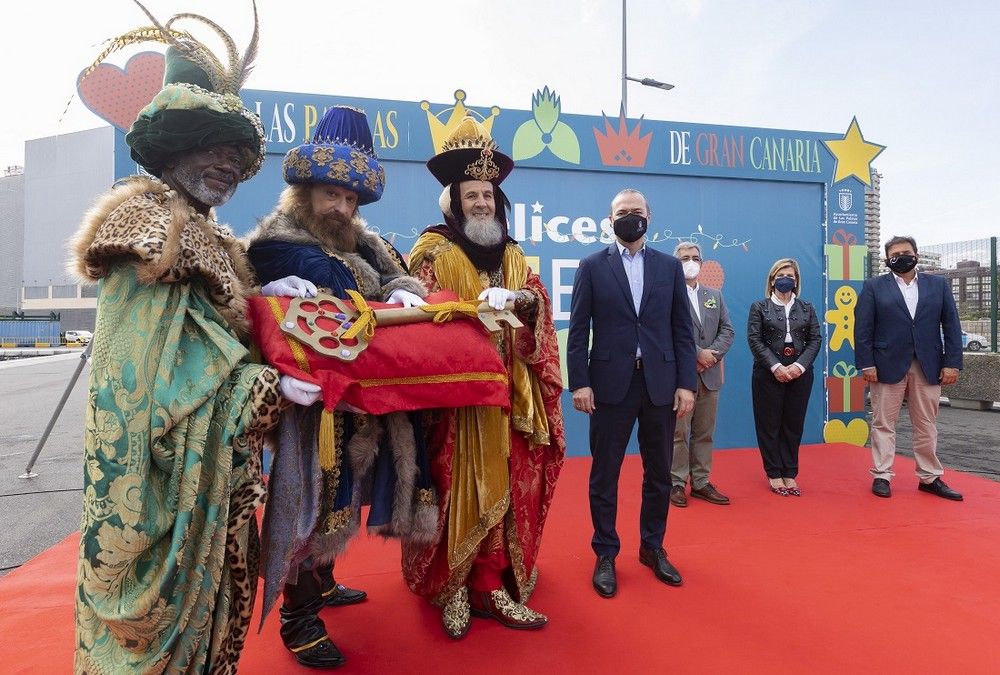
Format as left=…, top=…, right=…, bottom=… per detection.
left=589, top=367, right=675, bottom=557
left=751, top=364, right=814, bottom=479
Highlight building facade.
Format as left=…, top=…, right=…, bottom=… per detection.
left=16, top=127, right=115, bottom=329
left=926, top=259, right=994, bottom=317
left=0, top=167, right=25, bottom=314
left=864, top=168, right=881, bottom=277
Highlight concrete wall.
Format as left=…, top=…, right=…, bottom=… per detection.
left=23, top=127, right=114, bottom=288
left=0, top=172, right=24, bottom=313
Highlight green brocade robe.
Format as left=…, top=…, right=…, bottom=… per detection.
left=72, top=178, right=280, bottom=674
left=76, top=266, right=272, bottom=673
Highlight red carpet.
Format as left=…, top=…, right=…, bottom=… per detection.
left=3, top=444, right=999, bottom=673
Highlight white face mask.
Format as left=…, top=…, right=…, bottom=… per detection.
left=682, top=260, right=701, bottom=280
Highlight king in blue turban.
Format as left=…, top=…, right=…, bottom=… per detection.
left=244, top=105, right=437, bottom=669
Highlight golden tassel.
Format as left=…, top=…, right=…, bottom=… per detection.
left=318, top=408, right=337, bottom=471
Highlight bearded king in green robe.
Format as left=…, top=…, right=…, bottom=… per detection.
left=67, top=4, right=297, bottom=672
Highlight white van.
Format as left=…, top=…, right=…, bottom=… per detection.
left=64, top=330, right=93, bottom=344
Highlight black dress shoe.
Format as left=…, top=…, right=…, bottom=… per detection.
left=316, top=565, right=368, bottom=607
left=592, top=555, right=617, bottom=598
left=280, top=573, right=346, bottom=669
left=289, top=637, right=346, bottom=669
left=918, top=477, right=963, bottom=501
left=639, top=546, right=682, bottom=586
left=872, top=478, right=891, bottom=498
left=322, top=582, right=367, bottom=607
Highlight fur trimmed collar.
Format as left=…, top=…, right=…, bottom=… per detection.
left=246, top=209, right=384, bottom=259
left=68, top=176, right=257, bottom=337
left=245, top=209, right=426, bottom=301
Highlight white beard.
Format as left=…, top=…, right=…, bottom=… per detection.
left=173, top=162, right=237, bottom=207
left=463, top=215, right=505, bottom=246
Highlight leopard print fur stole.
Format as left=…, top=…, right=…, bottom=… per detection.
left=70, top=176, right=257, bottom=338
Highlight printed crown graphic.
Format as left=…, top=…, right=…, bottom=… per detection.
left=593, top=108, right=652, bottom=168
left=421, top=89, right=501, bottom=153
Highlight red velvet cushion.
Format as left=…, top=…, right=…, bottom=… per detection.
left=248, top=290, right=510, bottom=414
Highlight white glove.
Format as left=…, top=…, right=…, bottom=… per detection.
left=478, top=287, right=516, bottom=310
left=261, top=275, right=317, bottom=298
left=386, top=289, right=427, bottom=308
left=279, top=375, right=322, bottom=406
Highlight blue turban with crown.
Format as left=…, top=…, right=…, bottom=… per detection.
left=282, top=106, right=385, bottom=205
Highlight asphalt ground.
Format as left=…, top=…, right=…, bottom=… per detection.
left=1, top=353, right=997, bottom=577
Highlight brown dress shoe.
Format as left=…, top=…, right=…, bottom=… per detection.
left=468, top=588, right=547, bottom=630
left=690, top=482, right=730, bottom=505
left=669, top=485, right=688, bottom=507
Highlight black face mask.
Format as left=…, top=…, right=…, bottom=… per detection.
left=613, top=213, right=647, bottom=243
left=887, top=254, right=918, bottom=274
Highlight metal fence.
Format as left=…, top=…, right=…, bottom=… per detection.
left=920, top=237, right=998, bottom=353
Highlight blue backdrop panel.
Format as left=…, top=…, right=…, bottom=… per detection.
left=110, top=84, right=870, bottom=457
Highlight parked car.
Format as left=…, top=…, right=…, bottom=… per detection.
left=962, top=331, right=988, bottom=352
left=64, top=330, right=93, bottom=344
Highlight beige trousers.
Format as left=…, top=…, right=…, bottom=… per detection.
left=869, top=359, right=944, bottom=483
left=671, top=379, right=720, bottom=489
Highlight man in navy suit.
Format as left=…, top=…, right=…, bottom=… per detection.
left=855, top=235, right=963, bottom=501
left=567, top=188, right=697, bottom=598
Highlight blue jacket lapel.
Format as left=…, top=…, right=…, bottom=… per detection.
left=913, top=273, right=931, bottom=321
left=884, top=273, right=910, bottom=318
left=606, top=244, right=635, bottom=315
left=638, top=247, right=655, bottom=316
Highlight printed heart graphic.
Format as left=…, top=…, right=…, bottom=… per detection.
left=77, top=51, right=165, bottom=131
left=699, top=260, right=725, bottom=288
left=823, top=418, right=869, bottom=446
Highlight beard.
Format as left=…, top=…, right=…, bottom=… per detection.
left=462, top=214, right=505, bottom=247
left=304, top=207, right=363, bottom=252
left=172, top=162, right=237, bottom=207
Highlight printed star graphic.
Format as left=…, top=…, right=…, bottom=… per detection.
left=823, top=117, right=885, bottom=186
left=531, top=201, right=544, bottom=213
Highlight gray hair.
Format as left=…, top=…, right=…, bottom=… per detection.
left=673, top=241, right=702, bottom=257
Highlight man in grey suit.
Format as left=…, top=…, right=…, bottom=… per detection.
left=669, top=242, right=735, bottom=507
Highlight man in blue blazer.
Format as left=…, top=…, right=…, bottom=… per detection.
left=855, top=235, right=963, bottom=501
left=568, top=188, right=697, bottom=598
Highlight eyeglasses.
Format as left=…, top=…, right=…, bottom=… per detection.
left=678, top=255, right=702, bottom=262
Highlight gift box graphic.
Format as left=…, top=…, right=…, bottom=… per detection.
left=826, top=360, right=866, bottom=413
left=824, top=229, right=867, bottom=281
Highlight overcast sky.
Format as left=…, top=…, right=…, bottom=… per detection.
left=2, top=0, right=997, bottom=247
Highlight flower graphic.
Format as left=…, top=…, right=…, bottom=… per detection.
left=512, top=87, right=580, bottom=164
left=703, top=297, right=718, bottom=309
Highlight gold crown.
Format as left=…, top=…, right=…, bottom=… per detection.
left=420, top=90, right=500, bottom=153
left=440, top=117, right=497, bottom=152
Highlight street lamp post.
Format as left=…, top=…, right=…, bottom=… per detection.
left=621, top=0, right=674, bottom=116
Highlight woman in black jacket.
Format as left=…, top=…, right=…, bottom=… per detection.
left=747, top=258, right=822, bottom=496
